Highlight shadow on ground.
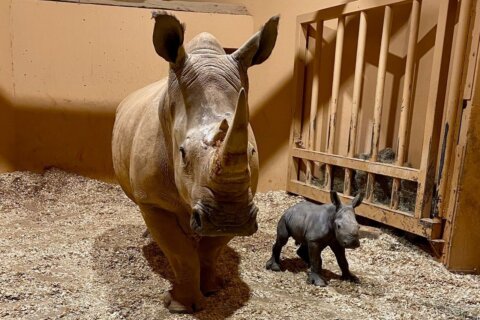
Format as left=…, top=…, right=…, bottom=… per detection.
left=92, top=224, right=250, bottom=319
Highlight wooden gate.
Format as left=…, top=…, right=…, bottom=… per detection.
left=287, top=0, right=474, bottom=241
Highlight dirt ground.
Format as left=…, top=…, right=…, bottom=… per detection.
left=0, top=169, right=479, bottom=320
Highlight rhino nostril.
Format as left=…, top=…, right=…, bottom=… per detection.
left=193, top=211, right=202, bottom=228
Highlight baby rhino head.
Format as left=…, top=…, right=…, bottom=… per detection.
left=330, top=191, right=363, bottom=249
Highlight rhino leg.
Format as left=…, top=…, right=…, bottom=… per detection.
left=330, top=242, right=359, bottom=283
left=140, top=206, right=205, bottom=313
left=198, top=236, right=232, bottom=296
left=266, top=217, right=289, bottom=271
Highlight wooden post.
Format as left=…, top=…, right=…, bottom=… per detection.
left=391, top=0, right=421, bottom=209
left=436, top=0, right=474, bottom=217
left=415, top=0, right=457, bottom=219
left=345, top=11, right=367, bottom=196
left=366, top=6, right=392, bottom=201
left=288, top=22, right=308, bottom=184
left=325, top=16, right=345, bottom=190
left=306, top=20, right=324, bottom=184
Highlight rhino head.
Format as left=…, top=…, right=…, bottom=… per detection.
left=151, top=12, right=279, bottom=237
left=331, top=191, right=363, bottom=249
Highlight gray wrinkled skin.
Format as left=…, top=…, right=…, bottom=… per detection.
left=266, top=191, right=363, bottom=286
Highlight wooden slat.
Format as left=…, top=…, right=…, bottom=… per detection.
left=436, top=0, right=474, bottom=217
left=291, top=148, right=419, bottom=181
left=391, top=0, right=421, bottom=209
left=287, top=180, right=442, bottom=239
left=366, top=5, right=393, bottom=201
left=42, top=0, right=250, bottom=15
left=297, top=0, right=411, bottom=24
left=325, top=16, right=345, bottom=190
left=306, top=20, right=324, bottom=184
left=345, top=11, right=368, bottom=196
left=415, top=0, right=457, bottom=219
left=287, top=23, right=309, bottom=183
left=463, top=0, right=480, bottom=100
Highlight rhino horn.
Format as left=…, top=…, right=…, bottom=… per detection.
left=219, top=88, right=249, bottom=174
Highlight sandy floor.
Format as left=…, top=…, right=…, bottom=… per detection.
left=0, top=169, right=479, bottom=320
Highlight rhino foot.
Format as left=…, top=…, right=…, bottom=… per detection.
left=265, top=257, right=281, bottom=271
left=341, top=273, right=360, bottom=283
left=201, top=275, right=224, bottom=296
left=307, top=272, right=327, bottom=286
left=163, top=291, right=204, bottom=314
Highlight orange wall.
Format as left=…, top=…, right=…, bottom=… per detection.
left=1, top=0, right=443, bottom=191
left=2, top=0, right=253, bottom=182
left=0, top=0, right=15, bottom=172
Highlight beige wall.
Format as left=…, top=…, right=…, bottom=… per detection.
left=1, top=0, right=445, bottom=191
left=0, top=0, right=15, bottom=172
left=1, top=0, right=253, bottom=182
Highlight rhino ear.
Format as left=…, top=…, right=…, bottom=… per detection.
left=352, top=193, right=364, bottom=208
left=330, top=190, right=342, bottom=211
left=232, top=15, right=279, bottom=67
left=152, top=11, right=187, bottom=64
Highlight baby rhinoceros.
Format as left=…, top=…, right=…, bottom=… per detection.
left=266, top=191, right=363, bottom=286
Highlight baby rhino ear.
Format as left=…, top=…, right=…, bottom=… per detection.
left=330, top=190, right=342, bottom=211
left=351, top=193, right=364, bottom=208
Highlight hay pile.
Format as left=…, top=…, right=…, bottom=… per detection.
left=0, top=170, right=479, bottom=319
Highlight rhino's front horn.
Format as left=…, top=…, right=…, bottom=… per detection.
left=220, top=88, right=249, bottom=173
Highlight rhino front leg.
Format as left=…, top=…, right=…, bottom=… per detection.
left=330, top=242, right=359, bottom=283
left=141, top=206, right=205, bottom=313
left=198, top=236, right=232, bottom=296
left=307, top=241, right=327, bottom=286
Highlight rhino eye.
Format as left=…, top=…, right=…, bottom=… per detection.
left=179, top=146, right=186, bottom=161
left=337, top=223, right=341, bottom=230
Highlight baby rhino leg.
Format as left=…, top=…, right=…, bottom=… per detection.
left=296, top=243, right=310, bottom=265
left=306, top=241, right=327, bottom=286
left=266, top=217, right=289, bottom=271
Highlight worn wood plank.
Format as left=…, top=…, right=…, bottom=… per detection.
left=345, top=11, right=367, bottom=196
left=414, top=0, right=457, bottom=219
left=325, top=16, right=345, bottom=190
left=286, top=180, right=442, bottom=238
left=288, top=23, right=309, bottom=183
left=42, top=0, right=250, bottom=15
left=297, top=0, right=411, bottom=24
left=436, top=0, right=474, bottom=218
left=391, top=0, right=421, bottom=209
left=306, top=20, right=324, bottom=184
left=366, top=5, right=392, bottom=201
left=463, top=0, right=480, bottom=100
left=291, top=148, right=419, bottom=181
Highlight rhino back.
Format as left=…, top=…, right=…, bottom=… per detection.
left=112, top=79, right=183, bottom=212
left=284, top=201, right=335, bottom=242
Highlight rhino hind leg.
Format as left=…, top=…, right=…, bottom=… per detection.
left=140, top=206, right=205, bottom=313
left=266, top=217, right=289, bottom=271
left=198, top=235, right=232, bottom=296
left=296, top=244, right=310, bottom=265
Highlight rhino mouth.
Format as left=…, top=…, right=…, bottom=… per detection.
left=190, top=202, right=258, bottom=236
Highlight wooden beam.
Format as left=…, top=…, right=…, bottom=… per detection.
left=291, top=148, right=419, bottom=181
left=287, top=23, right=308, bottom=183
left=345, top=11, right=367, bottom=196
left=306, top=20, right=324, bottom=184
left=366, top=5, right=393, bottom=201
left=41, top=0, right=250, bottom=15
left=325, top=16, right=345, bottom=190
left=436, top=0, right=474, bottom=217
left=297, top=0, right=412, bottom=24
left=287, top=180, right=442, bottom=239
left=391, top=0, right=421, bottom=209
left=415, top=0, right=457, bottom=219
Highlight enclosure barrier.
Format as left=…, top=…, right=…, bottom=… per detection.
left=287, top=0, right=474, bottom=242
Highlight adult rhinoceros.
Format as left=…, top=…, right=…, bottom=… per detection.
left=112, top=11, right=279, bottom=313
